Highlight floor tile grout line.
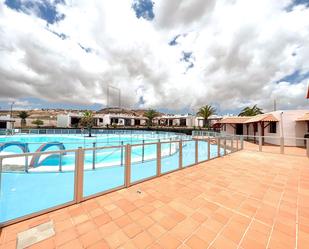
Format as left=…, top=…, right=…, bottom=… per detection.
left=193, top=165, right=288, bottom=208
left=236, top=198, right=262, bottom=249
left=204, top=194, right=251, bottom=249
left=236, top=217, right=254, bottom=249
left=173, top=188, right=254, bottom=249
left=295, top=168, right=300, bottom=249
left=265, top=183, right=286, bottom=249
left=202, top=196, right=271, bottom=228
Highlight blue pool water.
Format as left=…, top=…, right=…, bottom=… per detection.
left=0, top=132, right=223, bottom=224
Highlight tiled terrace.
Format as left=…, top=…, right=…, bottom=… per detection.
left=0, top=150, right=308, bottom=249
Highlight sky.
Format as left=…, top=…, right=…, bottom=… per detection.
left=0, top=0, right=309, bottom=114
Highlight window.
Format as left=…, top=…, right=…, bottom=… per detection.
left=269, top=122, right=277, bottom=133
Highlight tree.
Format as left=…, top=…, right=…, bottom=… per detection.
left=18, top=111, right=30, bottom=128
left=238, top=105, right=263, bottom=116
left=197, top=105, right=216, bottom=128
left=144, top=109, right=159, bottom=127
left=79, top=111, right=95, bottom=137
left=32, top=119, right=44, bottom=128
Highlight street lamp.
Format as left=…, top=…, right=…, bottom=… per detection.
left=10, top=101, right=15, bottom=118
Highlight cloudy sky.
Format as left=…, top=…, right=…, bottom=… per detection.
left=0, top=0, right=309, bottom=114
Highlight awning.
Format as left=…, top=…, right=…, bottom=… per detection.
left=245, top=114, right=278, bottom=123
left=296, top=113, right=309, bottom=121
left=219, top=117, right=251, bottom=124
left=219, top=114, right=278, bottom=124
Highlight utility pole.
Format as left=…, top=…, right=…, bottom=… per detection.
left=273, top=99, right=277, bottom=111
left=10, top=101, right=15, bottom=118
left=107, top=85, right=121, bottom=108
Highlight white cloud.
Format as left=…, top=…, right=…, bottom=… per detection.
left=0, top=0, right=308, bottom=113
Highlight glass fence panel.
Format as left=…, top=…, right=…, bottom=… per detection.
left=161, top=142, right=179, bottom=174
left=130, top=144, right=157, bottom=183
left=182, top=140, right=196, bottom=167
left=262, top=136, right=281, bottom=154
left=283, top=137, right=307, bottom=157
left=0, top=150, right=76, bottom=224
left=243, top=135, right=260, bottom=152
left=197, top=140, right=208, bottom=162
left=206, top=138, right=218, bottom=159
left=83, top=146, right=125, bottom=197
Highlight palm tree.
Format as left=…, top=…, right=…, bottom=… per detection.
left=79, top=111, right=95, bottom=137
left=144, top=109, right=159, bottom=127
left=18, top=111, right=30, bottom=128
left=197, top=105, right=216, bottom=128
left=238, top=105, right=263, bottom=116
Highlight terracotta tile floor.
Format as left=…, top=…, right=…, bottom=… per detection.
left=1, top=150, right=308, bottom=249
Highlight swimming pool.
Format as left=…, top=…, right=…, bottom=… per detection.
left=0, top=131, right=226, bottom=224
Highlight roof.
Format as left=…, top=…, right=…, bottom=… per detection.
left=296, top=113, right=309, bottom=121
left=246, top=114, right=279, bottom=123
left=220, top=114, right=278, bottom=124
left=219, top=117, right=251, bottom=124
left=0, top=116, right=15, bottom=122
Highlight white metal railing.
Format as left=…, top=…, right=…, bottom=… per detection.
left=0, top=135, right=241, bottom=227
left=192, top=131, right=309, bottom=157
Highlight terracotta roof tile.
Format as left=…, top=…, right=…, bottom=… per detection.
left=220, top=114, right=278, bottom=124
left=296, top=113, right=309, bottom=121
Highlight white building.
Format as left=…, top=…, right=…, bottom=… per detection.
left=96, top=114, right=147, bottom=127
left=0, top=115, right=15, bottom=129
left=154, top=114, right=195, bottom=127
left=219, top=110, right=309, bottom=146
left=56, top=113, right=147, bottom=128
left=195, top=115, right=222, bottom=128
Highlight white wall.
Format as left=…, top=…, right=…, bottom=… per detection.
left=263, top=110, right=308, bottom=146
left=222, top=110, right=308, bottom=146
left=57, top=115, right=70, bottom=128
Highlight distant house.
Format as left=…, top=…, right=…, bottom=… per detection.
left=154, top=114, right=195, bottom=127
left=219, top=110, right=309, bottom=146
left=56, top=112, right=148, bottom=128
left=57, top=113, right=85, bottom=128
left=195, top=115, right=223, bottom=128
left=0, top=115, right=15, bottom=129
left=96, top=113, right=147, bottom=127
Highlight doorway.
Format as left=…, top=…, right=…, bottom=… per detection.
left=236, top=124, right=243, bottom=135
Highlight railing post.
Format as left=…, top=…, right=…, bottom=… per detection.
left=306, top=138, right=309, bottom=158
left=179, top=140, right=183, bottom=169
left=25, top=155, right=28, bottom=173
left=92, top=142, right=96, bottom=170
left=75, top=147, right=84, bottom=203
left=240, top=136, right=244, bottom=150
left=0, top=158, right=3, bottom=191
left=231, top=137, right=234, bottom=152
left=195, top=140, right=199, bottom=164
left=236, top=136, right=239, bottom=151
left=217, top=137, right=221, bottom=157
left=59, top=152, right=62, bottom=172
left=224, top=137, right=227, bottom=155
left=157, top=142, right=161, bottom=176
left=142, top=140, right=145, bottom=162
left=259, top=135, right=262, bottom=152
left=280, top=137, right=284, bottom=154
left=125, top=144, right=131, bottom=188
left=169, top=138, right=172, bottom=156
left=207, top=137, right=211, bottom=159
left=120, top=141, right=124, bottom=166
